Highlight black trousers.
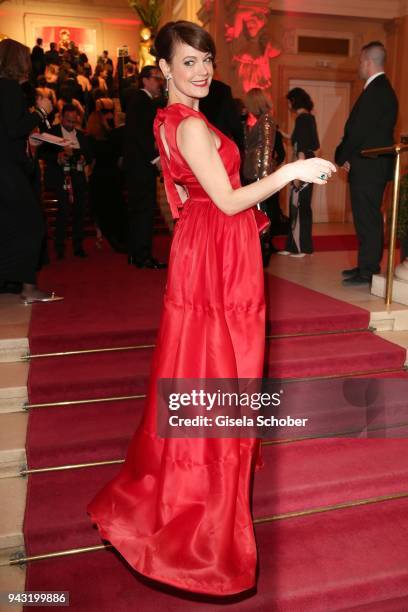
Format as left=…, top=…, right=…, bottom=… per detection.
left=349, top=180, right=386, bottom=277
left=126, top=169, right=156, bottom=260
left=285, top=184, right=314, bottom=254
left=401, top=235, right=408, bottom=261
left=54, top=172, right=87, bottom=251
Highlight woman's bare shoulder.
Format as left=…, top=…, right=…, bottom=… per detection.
left=177, top=115, right=212, bottom=148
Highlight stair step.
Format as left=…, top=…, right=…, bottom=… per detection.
left=377, top=330, right=408, bottom=350
left=0, top=564, right=26, bottom=602
left=0, top=477, right=26, bottom=554
left=26, top=399, right=142, bottom=471
left=0, top=337, right=28, bottom=364
left=0, top=363, right=28, bottom=413
left=255, top=439, right=408, bottom=517
left=22, top=498, right=408, bottom=610
left=27, top=330, right=408, bottom=407
left=267, top=332, right=407, bottom=379
left=29, top=350, right=151, bottom=405
left=0, top=413, right=27, bottom=478
left=22, top=433, right=408, bottom=556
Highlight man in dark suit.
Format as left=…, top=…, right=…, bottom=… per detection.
left=40, top=104, right=92, bottom=258
left=335, top=41, right=398, bottom=286
left=119, top=63, right=139, bottom=112
left=31, top=38, right=45, bottom=79
left=200, top=78, right=244, bottom=153
left=44, top=42, right=61, bottom=67
left=98, top=50, right=113, bottom=69
left=124, top=65, right=166, bottom=268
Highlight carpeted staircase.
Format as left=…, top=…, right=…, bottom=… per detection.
left=20, top=241, right=408, bottom=611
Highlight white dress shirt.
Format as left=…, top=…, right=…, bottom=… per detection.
left=61, top=126, right=80, bottom=149
left=364, top=71, right=385, bottom=89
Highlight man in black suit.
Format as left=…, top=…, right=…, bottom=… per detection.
left=44, top=43, right=61, bottom=67
left=335, top=41, right=398, bottom=286
left=31, top=38, right=45, bottom=79
left=200, top=79, right=244, bottom=153
left=98, top=50, right=113, bottom=69
left=40, top=104, right=92, bottom=258
left=124, top=65, right=166, bottom=268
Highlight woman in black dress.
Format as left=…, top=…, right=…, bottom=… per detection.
left=280, top=87, right=320, bottom=257
left=0, top=39, right=60, bottom=302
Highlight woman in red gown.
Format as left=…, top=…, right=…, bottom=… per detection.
left=88, top=21, right=335, bottom=596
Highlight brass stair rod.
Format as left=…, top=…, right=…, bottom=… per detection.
left=22, top=344, right=156, bottom=360
left=387, top=149, right=402, bottom=305
left=10, top=491, right=408, bottom=565
left=24, top=394, right=146, bottom=410
left=21, top=420, right=408, bottom=476
left=361, top=142, right=408, bottom=306
left=23, top=365, right=407, bottom=410
left=22, top=329, right=375, bottom=361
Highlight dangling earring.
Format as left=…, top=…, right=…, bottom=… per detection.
left=165, top=74, right=172, bottom=97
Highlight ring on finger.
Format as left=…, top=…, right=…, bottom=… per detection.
left=319, top=172, right=328, bottom=180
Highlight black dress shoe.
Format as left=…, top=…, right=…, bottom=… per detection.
left=342, top=267, right=359, bottom=277
left=128, top=255, right=167, bottom=269
left=141, top=257, right=167, bottom=269
left=342, top=274, right=371, bottom=286
left=74, top=249, right=88, bottom=258
left=0, top=281, right=22, bottom=294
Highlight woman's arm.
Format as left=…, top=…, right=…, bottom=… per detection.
left=177, top=116, right=335, bottom=216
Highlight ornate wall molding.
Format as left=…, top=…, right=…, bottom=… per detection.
left=269, top=0, right=404, bottom=20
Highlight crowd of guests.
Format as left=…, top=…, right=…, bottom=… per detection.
left=0, top=34, right=403, bottom=302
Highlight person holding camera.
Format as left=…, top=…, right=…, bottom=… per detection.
left=40, top=104, right=92, bottom=259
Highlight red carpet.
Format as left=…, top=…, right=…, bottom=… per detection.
left=23, top=239, right=408, bottom=610
left=24, top=499, right=408, bottom=611
left=28, top=237, right=368, bottom=353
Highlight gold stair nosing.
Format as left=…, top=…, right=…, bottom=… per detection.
left=23, top=365, right=408, bottom=410
left=253, top=490, right=408, bottom=523
left=20, top=420, right=408, bottom=475
left=21, top=328, right=374, bottom=360
left=21, top=345, right=156, bottom=361
left=267, top=327, right=372, bottom=340
left=24, top=394, right=146, bottom=410
left=21, top=459, right=125, bottom=476
left=10, top=491, right=408, bottom=565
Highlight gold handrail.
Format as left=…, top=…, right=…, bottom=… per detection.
left=361, top=142, right=408, bottom=305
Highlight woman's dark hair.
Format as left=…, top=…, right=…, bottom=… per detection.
left=0, top=39, right=31, bottom=81
left=61, top=103, right=78, bottom=116
left=59, top=87, right=73, bottom=103
left=287, top=87, right=314, bottom=112
left=154, top=20, right=216, bottom=63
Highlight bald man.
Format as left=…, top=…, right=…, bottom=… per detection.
left=335, top=41, right=398, bottom=286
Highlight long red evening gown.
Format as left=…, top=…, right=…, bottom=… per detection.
left=87, top=103, right=265, bottom=596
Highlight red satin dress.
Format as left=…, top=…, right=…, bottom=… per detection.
left=87, top=103, right=265, bottom=596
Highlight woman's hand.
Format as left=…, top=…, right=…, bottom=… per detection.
left=291, top=157, right=336, bottom=185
